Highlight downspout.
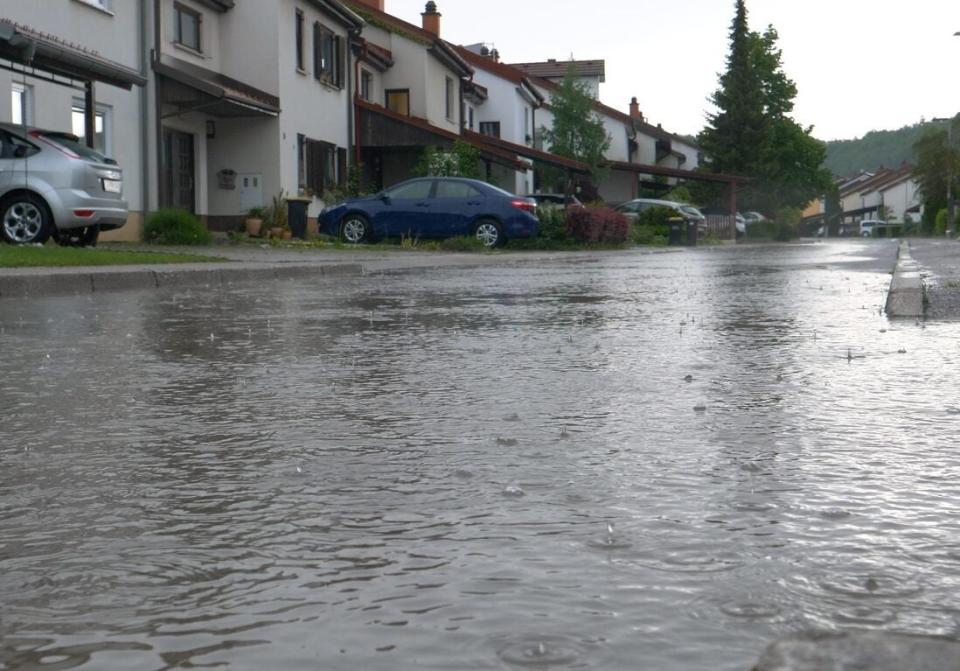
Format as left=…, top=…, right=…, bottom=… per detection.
left=346, top=33, right=356, bottom=171
left=353, top=43, right=363, bottom=165
left=153, top=0, right=164, bottom=209
left=139, top=0, right=149, bottom=215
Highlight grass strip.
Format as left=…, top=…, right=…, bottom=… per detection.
left=0, top=245, right=225, bottom=268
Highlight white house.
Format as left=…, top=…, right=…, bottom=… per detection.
left=344, top=0, right=495, bottom=189
left=152, top=0, right=364, bottom=232
left=878, top=166, right=921, bottom=223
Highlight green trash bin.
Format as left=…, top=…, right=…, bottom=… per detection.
left=668, top=217, right=684, bottom=245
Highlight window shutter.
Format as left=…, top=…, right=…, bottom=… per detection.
left=306, top=140, right=324, bottom=194
left=335, top=36, right=343, bottom=88
left=313, top=23, right=321, bottom=80
left=337, top=147, right=347, bottom=186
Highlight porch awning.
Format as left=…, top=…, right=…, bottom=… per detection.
left=356, top=99, right=526, bottom=171
left=154, top=53, right=279, bottom=118
left=462, top=130, right=591, bottom=174
left=607, top=160, right=750, bottom=185
left=0, top=19, right=146, bottom=89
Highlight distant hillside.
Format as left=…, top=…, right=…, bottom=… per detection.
left=823, top=121, right=937, bottom=178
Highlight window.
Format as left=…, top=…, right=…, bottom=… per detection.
left=71, top=102, right=110, bottom=155
left=174, top=3, right=202, bottom=52
left=295, top=10, right=305, bottom=71
left=303, top=138, right=345, bottom=194
left=479, top=121, right=500, bottom=138
left=0, top=131, right=39, bottom=159
left=385, top=89, right=410, bottom=116
left=11, top=83, right=31, bottom=126
left=524, top=108, right=530, bottom=140
left=385, top=180, right=432, bottom=200
left=468, top=107, right=474, bottom=131
left=435, top=181, right=481, bottom=199
left=360, top=70, right=373, bottom=102
left=445, top=76, right=454, bottom=121
left=313, top=23, right=343, bottom=87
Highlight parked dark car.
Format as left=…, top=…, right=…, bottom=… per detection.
left=319, top=177, right=539, bottom=247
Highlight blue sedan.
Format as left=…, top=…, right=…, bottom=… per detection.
left=319, top=177, right=539, bottom=247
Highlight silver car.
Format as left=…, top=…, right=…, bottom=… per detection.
left=0, top=123, right=126, bottom=246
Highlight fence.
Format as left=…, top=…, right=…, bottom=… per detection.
left=704, top=215, right=737, bottom=240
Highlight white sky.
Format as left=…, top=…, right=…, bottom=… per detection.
left=384, top=0, right=960, bottom=142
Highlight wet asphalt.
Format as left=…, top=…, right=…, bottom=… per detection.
left=2, top=239, right=960, bottom=321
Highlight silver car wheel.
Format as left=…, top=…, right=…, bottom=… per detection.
left=474, top=220, right=500, bottom=247
left=3, top=201, right=43, bottom=243
left=341, top=216, right=368, bottom=244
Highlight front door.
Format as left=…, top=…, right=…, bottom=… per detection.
left=162, top=128, right=195, bottom=213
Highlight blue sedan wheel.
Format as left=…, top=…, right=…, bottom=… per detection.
left=473, top=219, right=502, bottom=248
left=340, top=214, right=369, bottom=244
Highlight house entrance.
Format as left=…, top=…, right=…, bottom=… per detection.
left=162, top=128, right=195, bottom=213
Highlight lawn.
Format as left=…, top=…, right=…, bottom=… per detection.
left=0, top=245, right=225, bottom=268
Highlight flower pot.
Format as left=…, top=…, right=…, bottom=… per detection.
left=270, top=227, right=284, bottom=239
left=244, top=217, right=263, bottom=237
left=281, top=230, right=292, bottom=240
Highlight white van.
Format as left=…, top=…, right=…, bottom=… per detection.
left=859, top=219, right=885, bottom=237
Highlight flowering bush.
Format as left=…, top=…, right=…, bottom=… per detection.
left=565, top=206, right=628, bottom=244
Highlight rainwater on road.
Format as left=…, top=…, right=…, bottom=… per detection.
left=2, top=240, right=960, bottom=670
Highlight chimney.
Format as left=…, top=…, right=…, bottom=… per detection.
left=629, top=96, right=644, bottom=122
left=352, top=0, right=384, bottom=10
left=421, top=1, right=441, bottom=36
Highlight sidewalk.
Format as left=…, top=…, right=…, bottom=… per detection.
left=903, top=239, right=960, bottom=319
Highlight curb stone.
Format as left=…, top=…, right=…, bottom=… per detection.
left=0, top=263, right=366, bottom=299
left=884, top=240, right=924, bottom=318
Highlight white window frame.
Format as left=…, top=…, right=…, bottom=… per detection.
left=71, top=100, right=112, bottom=156
left=11, top=82, right=32, bottom=126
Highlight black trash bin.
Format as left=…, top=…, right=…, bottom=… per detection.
left=668, top=217, right=684, bottom=245
left=686, top=220, right=698, bottom=247
left=287, top=196, right=312, bottom=240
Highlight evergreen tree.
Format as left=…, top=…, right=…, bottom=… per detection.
left=699, top=0, right=767, bottom=176
left=699, top=1, right=831, bottom=213
left=540, top=65, right=610, bottom=185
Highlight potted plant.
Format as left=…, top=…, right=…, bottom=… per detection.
left=244, top=206, right=265, bottom=237
left=272, top=190, right=288, bottom=239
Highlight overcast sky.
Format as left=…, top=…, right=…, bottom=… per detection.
left=385, top=0, right=959, bottom=142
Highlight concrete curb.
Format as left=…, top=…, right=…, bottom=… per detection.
left=0, top=262, right=366, bottom=299
left=885, top=240, right=924, bottom=318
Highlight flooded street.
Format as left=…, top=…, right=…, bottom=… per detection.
left=3, top=240, right=960, bottom=670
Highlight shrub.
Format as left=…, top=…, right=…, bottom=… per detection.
left=629, top=206, right=674, bottom=246
left=536, top=206, right=569, bottom=241
left=143, top=209, right=212, bottom=245
left=935, top=208, right=948, bottom=236
left=565, top=206, right=628, bottom=244
left=630, top=225, right=668, bottom=246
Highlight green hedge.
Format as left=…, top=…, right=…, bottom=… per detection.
left=144, top=209, right=213, bottom=245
